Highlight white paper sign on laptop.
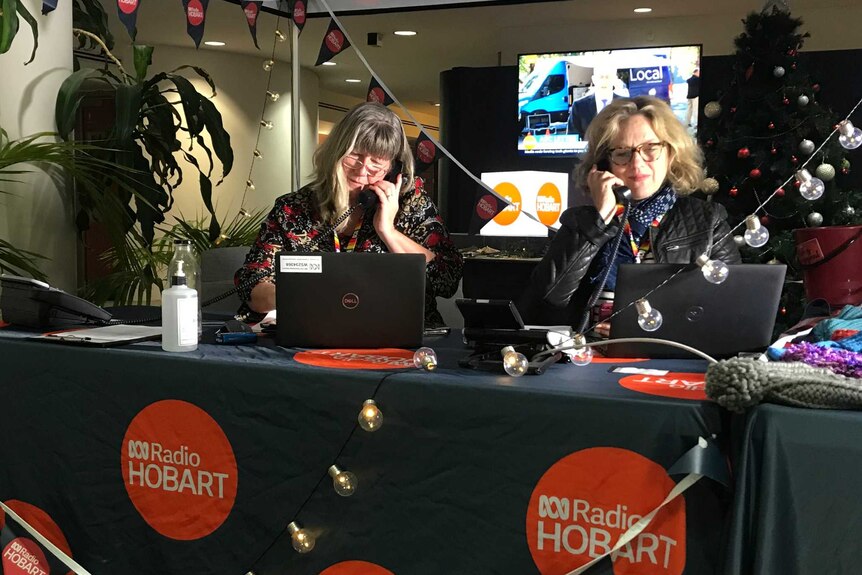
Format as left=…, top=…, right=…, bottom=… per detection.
left=280, top=255, right=323, bottom=273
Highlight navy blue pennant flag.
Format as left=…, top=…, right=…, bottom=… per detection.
left=240, top=1, right=262, bottom=49
left=469, top=186, right=508, bottom=234
left=182, top=0, right=210, bottom=49
left=413, top=131, right=438, bottom=175
left=367, top=77, right=394, bottom=106
left=289, top=0, right=307, bottom=35
left=117, top=0, right=141, bottom=40
left=41, top=0, right=58, bottom=15
left=315, top=19, right=350, bottom=66
left=1, top=501, right=77, bottom=575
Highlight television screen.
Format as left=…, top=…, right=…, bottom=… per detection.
left=517, top=45, right=702, bottom=157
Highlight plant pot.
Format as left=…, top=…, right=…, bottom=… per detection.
left=794, top=225, right=862, bottom=307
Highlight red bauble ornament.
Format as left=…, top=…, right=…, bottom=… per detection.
left=791, top=155, right=799, bottom=164
left=730, top=106, right=737, bottom=113
left=768, top=122, right=776, bottom=130
left=781, top=306, right=787, bottom=315
left=776, top=187, right=786, bottom=197
left=771, top=147, right=778, bottom=155
left=842, top=167, right=850, bottom=175
left=787, top=48, right=797, bottom=57
left=737, top=147, right=751, bottom=159
left=760, top=215, right=770, bottom=226
left=729, top=187, right=739, bottom=197
left=706, top=139, right=714, bottom=147
left=791, top=63, right=797, bottom=70
left=745, top=64, right=754, bottom=81
left=793, top=180, right=801, bottom=188
left=812, top=83, right=821, bottom=92
left=750, top=168, right=762, bottom=178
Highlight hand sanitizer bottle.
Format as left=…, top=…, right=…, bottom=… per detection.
left=161, top=261, right=198, bottom=352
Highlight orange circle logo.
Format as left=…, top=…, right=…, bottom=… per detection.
left=369, top=87, right=386, bottom=104
left=118, top=0, right=138, bottom=15
left=243, top=2, right=258, bottom=25
left=320, top=560, right=395, bottom=575
left=476, top=194, right=498, bottom=220
left=3, top=537, right=50, bottom=575
left=121, top=400, right=238, bottom=540
left=492, top=183, right=522, bottom=226
left=417, top=140, right=436, bottom=164
left=186, top=0, right=204, bottom=26
left=618, top=372, right=706, bottom=400
left=294, top=0, right=306, bottom=25
left=536, top=182, right=563, bottom=226
left=294, top=349, right=415, bottom=370
left=526, top=447, right=686, bottom=575
left=325, top=30, right=345, bottom=52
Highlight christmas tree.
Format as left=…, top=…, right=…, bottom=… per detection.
left=700, top=4, right=862, bottom=333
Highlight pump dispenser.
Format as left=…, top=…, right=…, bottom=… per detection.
left=161, top=261, right=198, bottom=352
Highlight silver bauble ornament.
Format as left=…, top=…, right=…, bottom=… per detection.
left=807, top=212, right=823, bottom=227
left=798, top=139, right=815, bottom=155
left=773, top=66, right=786, bottom=78
left=767, top=258, right=781, bottom=265
left=733, top=235, right=746, bottom=248
left=815, top=163, right=836, bottom=181
left=843, top=205, right=856, bottom=217
left=701, top=177, right=720, bottom=195
left=703, top=101, right=722, bottom=119
left=797, top=94, right=809, bottom=106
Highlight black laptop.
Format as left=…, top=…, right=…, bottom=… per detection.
left=609, top=263, right=787, bottom=359
left=275, top=252, right=426, bottom=348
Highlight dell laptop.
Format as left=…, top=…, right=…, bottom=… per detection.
left=275, top=252, right=426, bottom=348
left=609, top=263, right=787, bottom=359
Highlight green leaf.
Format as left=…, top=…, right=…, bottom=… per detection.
left=133, top=44, right=154, bottom=83
left=0, top=0, right=21, bottom=56
left=55, top=68, right=110, bottom=140
left=171, top=65, right=216, bottom=97
left=198, top=96, right=233, bottom=182
left=15, top=0, right=37, bottom=64
left=114, top=83, right=143, bottom=147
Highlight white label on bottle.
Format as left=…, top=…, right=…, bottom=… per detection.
left=177, top=297, right=198, bottom=345
left=279, top=255, right=323, bottom=273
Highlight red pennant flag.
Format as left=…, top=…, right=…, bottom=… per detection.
left=413, top=131, right=439, bottom=175
left=367, top=77, right=394, bottom=106
left=240, top=1, right=262, bottom=49
left=0, top=501, right=78, bottom=575
left=290, top=0, right=307, bottom=35
left=315, top=19, right=350, bottom=66
left=116, top=0, right=141, bottom=40
left=469, top=187, right=508, bottom=234
left=182, top=0, right=209, bottom=49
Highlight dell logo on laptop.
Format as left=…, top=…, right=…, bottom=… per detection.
left=342, top=293, right=359, bottom=309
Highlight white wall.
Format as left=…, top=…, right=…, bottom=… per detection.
left=0, top=0, right=76, bottom=290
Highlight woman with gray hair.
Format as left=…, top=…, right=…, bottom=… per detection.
left=236, top=101, right=462, bottom=326
left=520, top=95, right=740, bottom=329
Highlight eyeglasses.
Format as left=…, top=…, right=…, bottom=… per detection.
left=341, top=154, right=391, bottom=177
left=607, top=142, right=666, bottom=166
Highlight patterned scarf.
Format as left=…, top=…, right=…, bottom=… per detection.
left=591, top=183, right=677, bottom=290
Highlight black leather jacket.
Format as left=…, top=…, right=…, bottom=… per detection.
left=519, top=195, right=742, bottom=326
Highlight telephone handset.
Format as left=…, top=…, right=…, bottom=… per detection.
left=0, top=274, right=113, bottom=328
left=595, top=158, right=632, bottom=202
left=357, top=159, right=404, bottom=210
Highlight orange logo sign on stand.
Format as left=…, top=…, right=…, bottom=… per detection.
left=618, top=372, right=707, bottom=400
left=536, top=182, right=563, bottom=227
left=526, top=447, right=686, bottom=575
left=121, top=400, right=238, bottom=540
left=320, top=560, right=395, bottom=575
left=492, top=182, right=522, bottom=226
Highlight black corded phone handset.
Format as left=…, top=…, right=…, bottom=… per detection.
left=356, top=159, right=404, bottom=210
left=596, top=158, right=632, bottom=202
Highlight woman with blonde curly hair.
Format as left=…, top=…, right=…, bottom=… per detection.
left=520, top=96, right=740, bottom=328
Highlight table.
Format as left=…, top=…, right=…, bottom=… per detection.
left=0, top=330, right=729, bottom=575
left=725, top=404, right=862, bottom=575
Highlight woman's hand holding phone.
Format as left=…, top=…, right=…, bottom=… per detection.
left=370, top=172, right=403, bottom=237
left=588, top=160, right=626, bottom=224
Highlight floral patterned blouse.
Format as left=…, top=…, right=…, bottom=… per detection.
left=235, top=185, right=463, bottom=326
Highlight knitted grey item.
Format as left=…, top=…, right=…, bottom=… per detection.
left=705, top=358, right=862, bottom=412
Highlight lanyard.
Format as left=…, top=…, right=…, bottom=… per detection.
left=333, top=215, right=364, bottom=253
left=615, top=204, right=666, bottom=263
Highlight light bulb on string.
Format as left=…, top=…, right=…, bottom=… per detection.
left=260, top=120, right=273, bottom=130
left=571, top=334, right=593, bottom=366
left=795, top=169, right=825, bottom=200
left=246, top=179, right=255, bottom=190
left=357, top=399, right=383, bottom=432
left=500, top=346, right=528, bottom=377
left=275, top=29, right=287, bottom=42
left=696, top=254, right=730, bottom=284
left=214, top=233, right=229, bottom=246
left=838, top=120, right=862, bottom=150
left=287, top=521, right=315, bottom=554
left=253, top=149, right=263, bottom=159
left=743, top=214, right=770, bottom=247
left=262, top=59, right=274, bottom=71
left=635, top=299, right=663, bottom=332
left=328, top=465, right=358, bottom=497
left=239, top=208, right=251, bottom=218
left=267, top=90, right=281, bottom=102
left=413, top=347, right=438, bottom=371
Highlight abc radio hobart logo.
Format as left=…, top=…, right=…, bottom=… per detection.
left=122, top=399, right=238, bottom=540
left=526, top=447, right=686, bottom=575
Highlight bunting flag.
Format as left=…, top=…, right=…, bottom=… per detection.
left=366, top=77, right=394, bottom=106
left=315, top=19, right=350, bottom=66
left=413, top=131, right=439, bottom=175
left=240, top=1, right=262, bottom=49
left=290, top=0, right=307, bottom=35
left=182, top=0, right=210, bottom=49
left=41, top=0, right=58, bottom=15
left=116, top=0, right=141, bottom=40
left=469, top=186, right=509, bottom=234
left=0, top=501, right=80, bottom=575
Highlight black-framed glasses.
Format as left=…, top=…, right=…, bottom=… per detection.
left=607, top=142, right=666, bottom=166
left=341, top=154, right=391, bottom=177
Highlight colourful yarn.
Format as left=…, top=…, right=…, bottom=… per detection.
left=779, top=341, right=862, bottom=379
